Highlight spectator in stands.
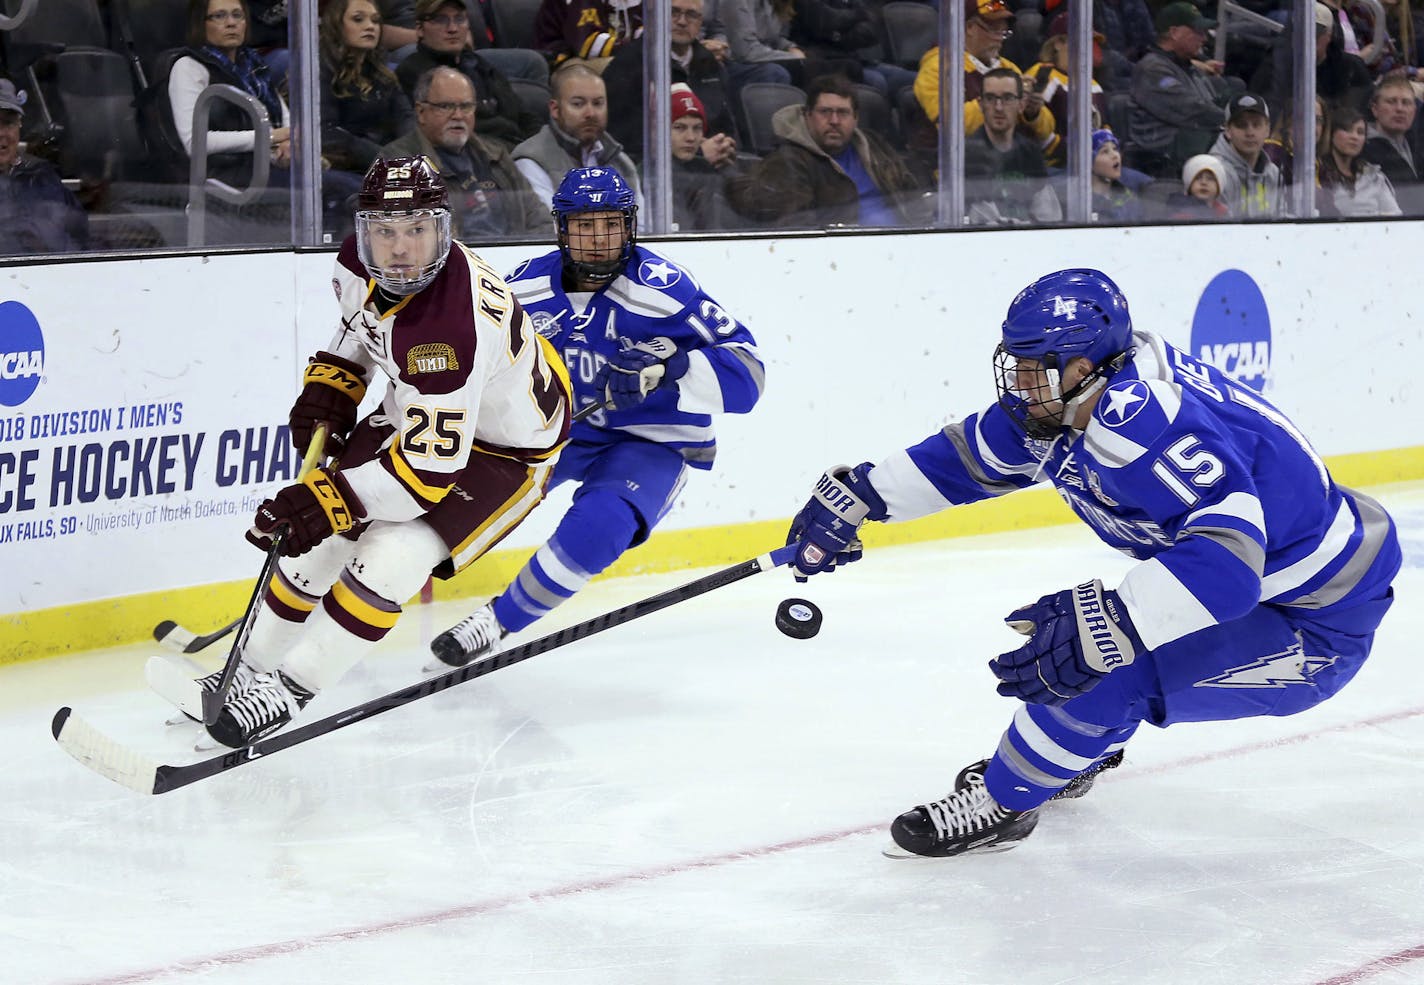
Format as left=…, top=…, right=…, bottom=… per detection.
left=381, top=67, right=548, bottom=237
left=1253, top=3, right=1372, bottom=120
left=396, top=0, right=542, bottom=149
left=247, top=0, right=291, bottom=82
left=1089, top=127, right=1142, bottom=221
left=0, top=79, right=89, bottom=255
left=790, top=0, right=916, bottom=96
left=169, top=0, right=291, bottom=186
left=1093, top=0, right=1156, bottom=93
left=728, top=74, right=928, bottom=226
left=1166, top=152, right=1232, bottom=219
left=534, top=0, right=643, bottom=72
left=962, top=67, right=1062, bottom=225
left=669, top=83, right=741, bottom=229
left=381, top=0, right=547, bottom=81
left=1364, top=70, right=1424, bottom=213
left=321, top=0, right=415, bottom=174
left=701, top=0, right=801, bottom=112
left=512, top=62, right=643, bottom=206
left=1027, top=12, right=1108, bottom=167
left=913, top=0, right=1057, bottom=159
left=1318, top=104, right=1404, bottom=215
left=1208, top=92, right=1284, bottom=218
left=1128, top=1, right=1232, bottom=178
left=602, top=0, right=741, bottom=161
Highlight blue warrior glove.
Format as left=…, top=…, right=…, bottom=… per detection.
left=988, top=579, right=1144, bottom=706
left=785, top=462, right=888, bottom=582
left=593, top=337, right=690, bottom=410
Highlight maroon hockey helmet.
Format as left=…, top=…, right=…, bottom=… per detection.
left=355, top=156, right=452, bottom=295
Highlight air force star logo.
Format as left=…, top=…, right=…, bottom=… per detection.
left=1100, top=380, right=1150, bottom=428
left=638, top=258, right=682, bottom=288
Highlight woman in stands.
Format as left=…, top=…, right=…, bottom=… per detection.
left=319, top=0, right=414, bottom=174
left=1317, top=103, right=1403, bottom=216
left=168, top=0, right=291, bottom=185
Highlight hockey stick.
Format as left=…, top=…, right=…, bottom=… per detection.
left=150, top=401, right=612, bottom=656
left=198, top=425, right=329, bottom=725
left=53, top=543, right=796, bottom=795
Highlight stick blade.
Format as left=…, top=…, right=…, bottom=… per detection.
left=153, top=619, right=198, bottom=652
left=51, top=708, right=162, bottom=795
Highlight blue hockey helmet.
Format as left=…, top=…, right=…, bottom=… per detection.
left=993, top=269, right=1135, bottom=439
left=552, top=166, right=638, bottom=285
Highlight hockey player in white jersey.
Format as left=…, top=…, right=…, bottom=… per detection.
left=149, top=156, right=572, bottom=748
left=785, top=268, right=1400, bottom=857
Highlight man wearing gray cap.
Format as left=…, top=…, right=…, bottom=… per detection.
left=0, top=78, right=89, bottom=256
left=1128, top=1, right=1233, bottom=178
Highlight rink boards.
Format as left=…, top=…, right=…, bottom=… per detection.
left=2, top=221, right=1422, bottom=660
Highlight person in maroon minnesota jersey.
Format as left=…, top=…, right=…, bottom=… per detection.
left=148, top=155, right=573, bottom=748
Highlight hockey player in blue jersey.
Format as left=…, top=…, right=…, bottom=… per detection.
left=785, top=268, right=1400, bottom=858
left=430, top=166, right=765, bottom=665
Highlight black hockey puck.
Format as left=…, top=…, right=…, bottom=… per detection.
left=775, top=598, right=822, bottom=639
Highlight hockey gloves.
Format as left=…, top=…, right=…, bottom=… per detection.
left=247, top=468, right=362, bottom=557
left=785, top=463, right=888, bottom=582
left=594, top=337, right=689, bottom=411
left=289, top=351, right=368, bottom=456
left=989, top=579, right=1143, bottom=705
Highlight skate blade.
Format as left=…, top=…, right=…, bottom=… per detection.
left=881, top=840, right=1024, bottom=860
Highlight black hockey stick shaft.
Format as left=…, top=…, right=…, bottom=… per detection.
left=65, top=543, right=795, bottom=794
left=200, top=425, right=329, bottom=726
left=154, top=403, right=606, bottom=657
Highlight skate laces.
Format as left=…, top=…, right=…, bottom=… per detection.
left=449, top=605, right=504, bottom=653
left=225, top=672, right=302, bottom=733
left=198, top=662, right=257, bottom=696
left=922, top=771, right=1013, bottom=840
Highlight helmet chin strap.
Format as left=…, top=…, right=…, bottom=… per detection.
left=1060, top=372, right=1107, bottom=431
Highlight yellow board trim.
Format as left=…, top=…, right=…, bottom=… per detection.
left=5, top=445, right=1421, bottom=666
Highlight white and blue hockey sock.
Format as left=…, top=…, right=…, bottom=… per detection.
left=984, top=703, right=1136, bottom=812
left=491, top=490, right=641, bottom=634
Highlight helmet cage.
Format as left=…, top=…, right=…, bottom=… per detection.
left=994, top=345, right=1125, bottom=440
left=555, top=208, right=637, bottom=285
left=355, top=208, right=452, bottom=296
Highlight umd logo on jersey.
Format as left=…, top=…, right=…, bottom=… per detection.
left=407, top=343, right=459, bottom=375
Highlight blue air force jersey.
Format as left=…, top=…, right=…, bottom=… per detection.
left=505, top=246, right=764, bottom=469
left=867, top=329, right=1400, bottom=651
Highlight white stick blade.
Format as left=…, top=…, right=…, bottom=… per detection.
left=154, top=620, right=198, bottom=652
left=144, top=656, right=205, bottom=721
left=51, top=709, right=159, bottom=795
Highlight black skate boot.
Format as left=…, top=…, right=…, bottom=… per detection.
left=430, top=602, right=507, bottom=668
left=206, top=670, right=314, bottom=748
left=1051, top=749, right=1125, bottom=801
left=886, top=761, right=1039, bottom=858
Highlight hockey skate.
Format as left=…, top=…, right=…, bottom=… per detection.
left=145, top=655, right=259, bottom=724
left=885, top=761, right=1040, bottom=858
left=429, top=602, right=507, bottom=668
left=206, top=670, right=314, bottom=749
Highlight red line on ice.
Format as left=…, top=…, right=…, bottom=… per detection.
left=62, top=704, right=1424, bottom=985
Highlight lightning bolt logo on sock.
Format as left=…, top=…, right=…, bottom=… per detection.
left=1194, top=641, right=1337, bottom=689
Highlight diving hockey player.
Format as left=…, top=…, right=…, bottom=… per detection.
left=784, top=268, right=1400, bottom=857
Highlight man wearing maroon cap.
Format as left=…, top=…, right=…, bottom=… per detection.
left=912, top=0, right=1057, bottom=159
left=670, top=83, right=739, bottom=229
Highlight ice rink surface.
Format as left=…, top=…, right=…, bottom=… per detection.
left=5, top=483, right=1424, bottom=985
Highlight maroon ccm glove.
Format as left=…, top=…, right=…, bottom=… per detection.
left=289, top=351, right=367, bottom=456
left=246, top=468, right=362, bottom=557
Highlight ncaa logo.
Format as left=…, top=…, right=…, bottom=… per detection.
left=1190, top=269, right=1271, bottom=393
left=0, top=300, right=45, bottom=407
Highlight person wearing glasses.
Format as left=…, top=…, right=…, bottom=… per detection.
left=727, top=73, right=927, bottom=227
left=962, top=67, right=1062, bottom=226
left=168, top=0, right=291, bottom=185
left=395, top=0, right=542, bottom=149
left=911, top=0, right=1056, bottom=165
left=602, top=0, right=741, bottom=163
left=380, top=66, right=548, bottom=237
